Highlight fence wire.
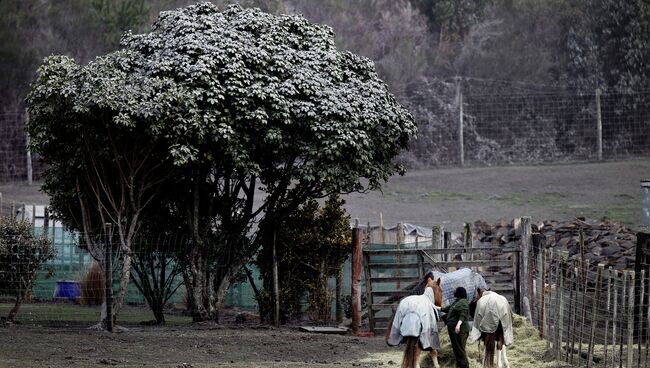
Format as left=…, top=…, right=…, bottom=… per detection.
left=530, top=247, right=650, bottom=368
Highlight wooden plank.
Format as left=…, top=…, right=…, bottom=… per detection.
left=372, top=290, right=412, bottom=297
left=299, top=326, right=348, bottom=335
left=364, top=247, right=519, bottom=255
left=426, top=260, right=513, bottom=268
left=369, top=277, right=420, bottom=283
left=367, top=263, right=420, bottom=269
left=362, top=250, right=375, bottom=332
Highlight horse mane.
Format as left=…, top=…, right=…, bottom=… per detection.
left=411, top=271, right=435, bottom=295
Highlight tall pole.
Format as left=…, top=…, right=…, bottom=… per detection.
left=457, top=77, right=464, bottom=167
left=25, top=109, right=33, bottom=186
left=595, top=88, right=603, bottom=161
left=104, top=223, right=113, bottom=332
left=272, top=226, right=280, bottom=327
left=351, top=227, right=363, bottom=334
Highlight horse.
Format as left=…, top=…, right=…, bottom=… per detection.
left=386, top=272, right=443, bottom=368
left=431, top=268, right=487, bottom=309
left=468, top=288, right=514, bottom=368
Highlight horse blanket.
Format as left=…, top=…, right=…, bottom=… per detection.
left=431, top=268, right=487, bottom=307
left=468, top=290, right=514, bottom=346
left=387, top=287, right=441, bottom=350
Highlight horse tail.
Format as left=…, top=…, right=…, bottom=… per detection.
left=484, top=332, right=496, bottom=368
left=385, top=308, right=397, bottom=342
left=401, top=336, right=419, bottom=368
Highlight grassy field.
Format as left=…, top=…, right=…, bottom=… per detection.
left=0, top=302, right=191, bottom=327
left=2, top=159, right=649, bottom=231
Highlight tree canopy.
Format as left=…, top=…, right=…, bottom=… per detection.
left=27, top=2, right=416, bottom=321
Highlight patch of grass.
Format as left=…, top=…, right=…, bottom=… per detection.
left=368, top=315, right=569, bottom=368
left=385, top=190, right=476, bottom=202
left=0, top=302, right=191, bottom=326
left=489, top=191, right=571, bottom=207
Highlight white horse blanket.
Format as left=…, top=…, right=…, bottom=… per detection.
left=432, top=268, right=487, bottom=307
left=386, top=287, right=441, bottom=350
left=468, top=290, right=514, bottom=346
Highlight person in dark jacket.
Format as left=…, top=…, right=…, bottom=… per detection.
left=440, top=286, right=470, bottom=368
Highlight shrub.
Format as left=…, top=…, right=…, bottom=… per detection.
left=80, top=261, right=104, bottom=306
left=0, top=217, right=55, bottom=321
left=255, top=196, right=351, bottom=324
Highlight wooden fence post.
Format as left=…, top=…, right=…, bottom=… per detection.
left=335, top=266, right=343, bottom=324
left=463, top=222, right=472, bottom=262
left=596, top=88, right=603, bottom=161
left=272, top=226, right=280, bottom=327
left=587, top=264, right=604, bottom=367
left=619, top=270, right=628, bottom=367
left=578, top=260, right=590, bottom=368
left=627, top=271, right=635, bottom=367
left=569, top=266, right=579, bottom=364
left=604, top=267, right=612, bottom=368
left=457, top=77, right=464, bottom=167
left=557, top=252, right=566, bottom=361
left=520, top=216, right=533, bottom=324
left=536, top=247, right=546, bottom=339
left=612, top=270, right=619, bottom=368
left=443, top=231, right=451, bottom=262
left=104, top=223, right=113, bottom=332
left=432, top=225, right=441, bottom=263
left=351, top=227, right=363, bottom=334
left=638, top=269, right=645, bottom=368
left=25, top=109, right=33, bottom=186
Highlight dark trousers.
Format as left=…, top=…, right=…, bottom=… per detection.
left=447, top=327, right=469, bottom=368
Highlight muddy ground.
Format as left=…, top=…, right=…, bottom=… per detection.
left=0, top=159, right=646, bottom=367
left=0, top=314, right=563, bottom=368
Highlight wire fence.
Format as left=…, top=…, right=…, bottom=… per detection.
left=3, top=89, right=650, bottom=184
left=400, top=87, right=650, bottom=167
left=530, top=248, right=650, bottom=368
left=0, top=206, right=266, bottom=327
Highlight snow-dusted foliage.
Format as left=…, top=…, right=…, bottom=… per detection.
left=29, top=2, right=416, bottom=193
left=27, top=3, right=416, bottom=322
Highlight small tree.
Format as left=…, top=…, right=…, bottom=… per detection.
left=255, top=196, right=351, bottom=324
left=0, top=217, right=55, bottom=322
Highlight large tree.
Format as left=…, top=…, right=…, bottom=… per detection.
left=28, top=3, right=416, bottom=322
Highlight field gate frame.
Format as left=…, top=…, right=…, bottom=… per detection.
left=358, top=227, right=523, bottom=335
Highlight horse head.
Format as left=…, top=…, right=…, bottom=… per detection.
left=469, top=287, right=485, bottom=318
left=413, top=271, right=443, bottom=308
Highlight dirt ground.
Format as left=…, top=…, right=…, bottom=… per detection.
left=0, top=159, right=646, bottom=367
left=0, top=314, right=562, bottom=368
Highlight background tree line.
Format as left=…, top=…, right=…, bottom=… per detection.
left=2, top=0, right=649, bottom=170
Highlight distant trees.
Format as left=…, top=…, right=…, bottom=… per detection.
left=564, top=0, right=650, bottom=91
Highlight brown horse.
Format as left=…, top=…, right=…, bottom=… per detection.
left=469, top=288, right=513, bottom=368
left=386, top=272, right=444, bottom=368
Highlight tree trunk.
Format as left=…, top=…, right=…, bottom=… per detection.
left=213, top=264, right=241, bottom=324
left=7, top=294, right=22, bottom=322
left=112, top=251, right=132, bottom=324
left=183, top=246, right=213, bottom=322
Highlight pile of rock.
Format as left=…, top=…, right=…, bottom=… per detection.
left=472, top=217, right=638, bottom=271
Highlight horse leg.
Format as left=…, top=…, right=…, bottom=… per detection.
left=430, top=349, right=440, bottom=368
left=496, top=333, right=510, bottom=368
left=499, top=345, right=510, bottom=368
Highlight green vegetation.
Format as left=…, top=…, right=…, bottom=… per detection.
left=0, top=303, right=191, bottom=326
